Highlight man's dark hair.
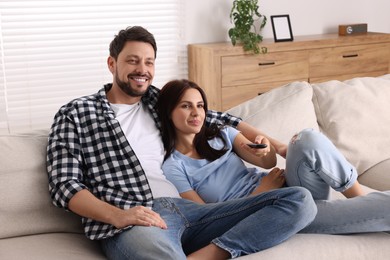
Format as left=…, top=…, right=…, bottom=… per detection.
left=109, top=26, right=157, bottom=60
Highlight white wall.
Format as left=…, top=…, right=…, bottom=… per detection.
left=184, top=0, right=390, bottom=44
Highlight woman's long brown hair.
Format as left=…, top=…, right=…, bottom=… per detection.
left=157, top=79, right=227, bottom=161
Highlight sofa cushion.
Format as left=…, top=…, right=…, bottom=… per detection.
left=312, top=75, right=390, bottom=178
left=0, top=131, right=84, bottom=239
left=0, top=233, right=105, bottom=260
left=227, top=81, right=319, bottom=169
left=239, top=233, right=390, bottom=260
left=358, top=158, right=390, bottom=191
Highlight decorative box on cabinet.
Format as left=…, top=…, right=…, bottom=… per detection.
left=188, top=32, right=390, bottom=111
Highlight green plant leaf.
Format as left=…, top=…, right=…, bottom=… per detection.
left=228, top=0, right=267, bottom=54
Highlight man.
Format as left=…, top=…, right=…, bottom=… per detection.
left=47, top=26, right=316, bottom=259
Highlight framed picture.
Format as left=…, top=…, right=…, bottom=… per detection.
left=270, top=15, right=294, bottom=42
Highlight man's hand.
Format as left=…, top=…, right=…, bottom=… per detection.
left=112, top=206, right=168, bottom=230
left=68, top=189, right=167, bottom=230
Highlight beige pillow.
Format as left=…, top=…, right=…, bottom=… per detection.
left=312, top=75, right=390, bottom=176
left=358, top=159, right=390, bottom=191
left=227, top=81, right=319, bottom=169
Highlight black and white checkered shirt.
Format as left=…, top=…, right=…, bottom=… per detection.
left=47, top=83, right=241, bottom=240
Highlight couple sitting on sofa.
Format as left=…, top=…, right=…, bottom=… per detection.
left=46, top=26, right=390, bottom=260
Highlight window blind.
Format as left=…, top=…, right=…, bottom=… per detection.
left=0, top=0, right=186, bottom=134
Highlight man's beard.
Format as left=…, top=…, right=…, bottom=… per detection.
left=115, top=73, right=148, bottom=97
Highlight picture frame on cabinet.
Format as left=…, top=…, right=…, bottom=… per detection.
left=271, top=15, right=294, bottom=42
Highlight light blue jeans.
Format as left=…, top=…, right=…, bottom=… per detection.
left=285, top=128, right=357, bottom=200
left=101, top=187, right=317, bottom=259
left=285, top=128, right=390, bottom=234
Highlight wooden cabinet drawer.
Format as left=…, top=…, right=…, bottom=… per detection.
left=309, top=43, right=390, bottom=81
left=188, top=33, right=390, bottom=110
left=221, top=78, right=307, bottom=110
left=221, top=50, right=309, bottom=87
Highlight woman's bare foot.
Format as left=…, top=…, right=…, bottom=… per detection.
left=342, top=181, right=365, bottom=198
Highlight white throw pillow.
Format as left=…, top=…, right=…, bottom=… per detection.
left=226, top=81, right=319, bottom=169
left=312, top=75, right=390, bottom=176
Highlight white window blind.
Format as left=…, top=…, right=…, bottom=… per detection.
left=0, top=0, right=187, bottom=134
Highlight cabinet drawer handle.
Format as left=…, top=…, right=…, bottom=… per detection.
left=342, top=54, right=358, bottom=58
left=258, top=62, right=275, bottom=66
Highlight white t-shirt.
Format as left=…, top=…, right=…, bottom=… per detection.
left=110, top=102, right=180, bottom=198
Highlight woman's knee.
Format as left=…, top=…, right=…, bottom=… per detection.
left=289, top=128, right=326, bottom=151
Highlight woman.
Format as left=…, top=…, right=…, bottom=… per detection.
left=157, top=79, right=390, bottom=235
left=157, top=79, right=364, bottom=203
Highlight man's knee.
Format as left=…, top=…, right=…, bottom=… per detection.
left=101, top=226, right=186, bottom=260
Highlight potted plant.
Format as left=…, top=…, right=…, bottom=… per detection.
left=228, top=0, right=267, bottom=54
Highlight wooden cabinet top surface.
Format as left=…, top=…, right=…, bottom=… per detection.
left=188, top=32, right=390, bottom=55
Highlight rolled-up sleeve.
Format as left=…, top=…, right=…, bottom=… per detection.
left=47, top=109, right=87, bottom=210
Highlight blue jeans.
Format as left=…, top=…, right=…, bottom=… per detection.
left=101, top=187, right=316, bottom=259
left=285, top=128, right=357, bottom=200
left=303, top=190, right=390, bottom=234
left=285, top=129, right=390, bottom=234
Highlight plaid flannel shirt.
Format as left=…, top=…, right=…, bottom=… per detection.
left=47, top=83, right=241, bottom=240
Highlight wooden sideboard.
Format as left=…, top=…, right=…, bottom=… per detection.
left=188, top=32, right=390, bottom=110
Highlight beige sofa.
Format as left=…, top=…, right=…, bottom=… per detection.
left=1, top=75, right=389, bottom=259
